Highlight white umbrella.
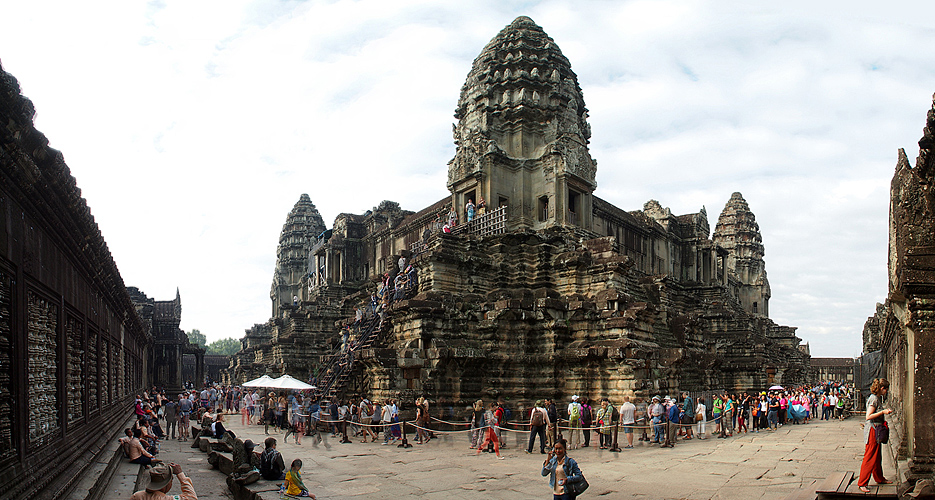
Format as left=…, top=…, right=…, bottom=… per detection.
left=769, top=385, right=784, bottom=391
left=268, top=374, right=316, bottom=390
left=242, top=375, right=276, bottom=388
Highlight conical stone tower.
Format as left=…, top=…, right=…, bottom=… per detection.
left=713, top=192, right=770, bottom=316
left=448, top=16, right=597, bottom=230
left=270, top=194, right=326, bottom=315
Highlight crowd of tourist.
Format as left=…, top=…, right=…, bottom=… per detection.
left=123, top=379, right=858, bottom=498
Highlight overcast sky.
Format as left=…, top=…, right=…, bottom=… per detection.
left=2, top=1, right=934, bottom=357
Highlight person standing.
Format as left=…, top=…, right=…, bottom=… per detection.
left=619, top=396, right=636, bottom=449
left=469, top=400, right=484, bottom=449
left=465, top=199, right=476, bottom=222
left=680, top=393, right=694, bottom=439
left=475, top=402, right=504, bottom=459
left=177, top=393, right=193, bottom=441
left=767, top=393, right=780, bottom=431
left=579, top=397, right=592, bottom=448
left=566, top=395, right=582, bottom=449
left=649, top=396, right=665, bottom=444
left=663, top=398, right=679, bottom=448
left=545, top=399, right=558, bottom=449
left=857, top=379, right=892, bottom=493
left=163, top=398, right=177, bottom=441
left=541, top=439, right=583, bottom=500
left=695, top=398, right=707, bottom=439
left=595, top=399, right=614, bottom=449
left=527, top=400, right=549, bottom=454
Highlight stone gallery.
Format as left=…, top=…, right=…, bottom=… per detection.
left=861, top=95, right=935, bottom=483
left=225, top=17, right=810, bottom=407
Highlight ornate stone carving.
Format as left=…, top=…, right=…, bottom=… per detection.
left=87, top=328, right=97, bottom=412
left=0, top=271, right=14, bottom=459
left=27, top=291, right=58, bottom=446
left=66, top=316, right=83, bottom=424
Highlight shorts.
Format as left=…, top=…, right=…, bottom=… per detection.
left=623, top=424, right=634, bottom=434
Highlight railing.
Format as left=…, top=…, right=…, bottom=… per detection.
left=452, top=205, right=507, bottom=237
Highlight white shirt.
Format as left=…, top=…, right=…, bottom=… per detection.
left=567, top=402, right=581, bottom=419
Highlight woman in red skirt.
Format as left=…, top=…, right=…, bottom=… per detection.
left=858, top=378, right=892, bottom=493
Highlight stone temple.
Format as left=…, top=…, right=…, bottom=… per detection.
left=225, top=17, right=809, bottom=408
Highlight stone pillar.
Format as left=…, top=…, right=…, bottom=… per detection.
left=196, top=353, right=205, bottom=387
left=908, top=295, right=935, bottom=480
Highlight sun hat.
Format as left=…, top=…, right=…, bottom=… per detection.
left=572, top=395, right=579, bottom=401
left=145, top=463, right=173, bottom=491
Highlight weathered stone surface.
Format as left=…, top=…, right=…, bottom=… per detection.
left=863, top=94, right=935, bottom=483
left=0, top=61, right=151, bottom=499
left=227, top=16, right=808, bottom=416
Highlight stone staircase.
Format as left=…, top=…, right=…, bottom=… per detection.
left=312, top=313, right=385, bottom=405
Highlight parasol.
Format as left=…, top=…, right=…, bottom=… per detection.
left=769, top=385, right=784, bottom=391
left=268, top=374, right=316, bottom=390
left=242, top=375, right=276, bottom=387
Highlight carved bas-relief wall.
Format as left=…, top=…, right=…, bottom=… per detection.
left=0, top=62, right=152, bottom=499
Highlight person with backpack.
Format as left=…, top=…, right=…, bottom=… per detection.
left=259, top=437, right=285, bottom=480
left=566, top=395, right=582, bottom=449
left=579, top=397, right=593, bottom=448
left=526, top=400, right=550, bottom=454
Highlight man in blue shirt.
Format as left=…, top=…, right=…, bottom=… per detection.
left=663, top=399, right=680, bottom=448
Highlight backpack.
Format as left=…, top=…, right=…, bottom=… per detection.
left=531, top=408, right=544, bottom=427
left=570, top=403, right=580, bottom=420
left=581, top=405, right=591, bottom=423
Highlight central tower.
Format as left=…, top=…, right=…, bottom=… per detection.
left=447, top=16, right=597, bottom=230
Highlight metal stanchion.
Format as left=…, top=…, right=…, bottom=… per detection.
left=397, top=421, right=412, bottom=448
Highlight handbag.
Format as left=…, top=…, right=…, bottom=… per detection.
left=874, top=421, right=889, bottom=444
left=567, top=474, right=590, bottom=495
left=695, top=412, right=703, bottom=423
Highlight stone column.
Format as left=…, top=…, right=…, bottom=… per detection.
left=908, top=295, right=935, bottom=480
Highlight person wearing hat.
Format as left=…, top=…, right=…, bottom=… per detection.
left=131, top=462, right=196, bottom=500
left=649, top=397, right=665, bottom=444
left=566, top=395, right=582, bottom=449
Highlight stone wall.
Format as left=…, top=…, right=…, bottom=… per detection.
left=862, top=94, right=935, bottom=482
left=0, top=62, right=151, bottom=499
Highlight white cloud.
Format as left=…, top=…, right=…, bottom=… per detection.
left=2, top=0, right=934, bottom=357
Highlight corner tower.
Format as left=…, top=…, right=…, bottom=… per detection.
left=271, top=194, right=326, bottom=315
left=713, top=192, right=770, bottom=316
left=448, top=16, right=597, bottom=230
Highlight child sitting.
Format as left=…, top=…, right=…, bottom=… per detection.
left=283, top=459, right=316, bottom=498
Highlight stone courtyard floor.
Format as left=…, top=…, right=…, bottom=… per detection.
left=141, top=416, right=892, bottom=499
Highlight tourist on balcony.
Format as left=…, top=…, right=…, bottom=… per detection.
left=466, top=199, right=475, bottom=222
left=857, top=378, right=892, bottom=493
left=447, top=206, right=457, bottom=227
left=477, top=196, right=486, bottom=215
